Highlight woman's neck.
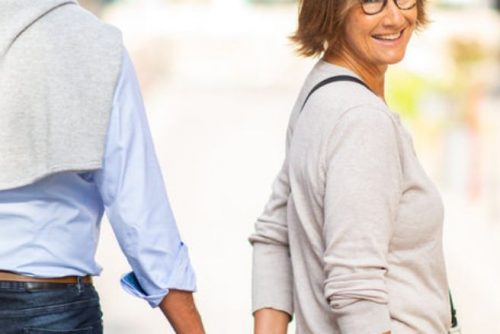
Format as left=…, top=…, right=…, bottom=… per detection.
left=324, top=50, right=387, bottom=101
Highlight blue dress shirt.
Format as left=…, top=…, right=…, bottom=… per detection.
left=0, top=50, right=196, bottom=307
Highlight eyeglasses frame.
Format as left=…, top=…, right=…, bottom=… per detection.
left=360, top=0, right=417, bottom=15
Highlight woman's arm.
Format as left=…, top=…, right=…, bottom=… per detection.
left=249, top=114, right=297, bottom=329
left=249, top=158, right=294, bottom=322
left=322, top=106, right=402, bottom=334
left=254, top=308, right=291, bottom=334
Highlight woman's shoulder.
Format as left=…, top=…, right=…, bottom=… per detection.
left=299, top=62, right=395, bottom=124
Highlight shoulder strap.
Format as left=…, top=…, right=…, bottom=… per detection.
left=450, top=292, right=459, bottom=329
left=300, top=75, right=371, bottom=112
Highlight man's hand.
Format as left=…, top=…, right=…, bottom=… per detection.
left=159, top=289, right=205, bottom=334
left=254, top=308, right=291, bottom=334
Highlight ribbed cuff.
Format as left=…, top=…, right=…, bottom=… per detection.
left=252, top=243, right=294, bottom=317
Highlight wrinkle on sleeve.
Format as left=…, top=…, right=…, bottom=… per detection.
left=321, top=106, right=402, bottom=333
left=94, top=48, right=196, bottom=308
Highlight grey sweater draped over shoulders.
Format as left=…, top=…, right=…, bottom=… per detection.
left=0, top=0, right=122, bottom=190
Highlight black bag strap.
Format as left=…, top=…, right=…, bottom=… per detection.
left=450, top=292, right=458, bottom=328
left=300, top=75, right=371, bottom=112
left=300, top=74, right=459, bottom=331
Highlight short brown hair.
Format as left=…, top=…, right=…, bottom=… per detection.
left=290, top=0, right=428, bottom=57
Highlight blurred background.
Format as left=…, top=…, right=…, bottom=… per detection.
left=80, top=0, right=500, bottom=332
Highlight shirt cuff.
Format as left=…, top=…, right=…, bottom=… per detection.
left=251, top=243, right=294, bottom=317
left=333, top=300, right=391, bottom=334
left=120, top=243, right=197, bottom=307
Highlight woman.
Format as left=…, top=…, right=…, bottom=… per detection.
left=249, top=0, right=452, bottom=333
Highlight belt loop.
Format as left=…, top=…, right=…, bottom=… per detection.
left=76, top=276, right=83, bottom=294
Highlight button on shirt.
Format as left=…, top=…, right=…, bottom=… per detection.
left=0, top=50, right=196, bottom=307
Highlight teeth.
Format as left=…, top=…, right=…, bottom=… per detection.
left=374, top=32, right=401, bottom=40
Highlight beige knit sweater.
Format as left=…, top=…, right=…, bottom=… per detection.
left=250, top=61, right=451, bottom=334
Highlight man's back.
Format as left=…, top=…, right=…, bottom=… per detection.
left=0, top=2, right=205, bottom=333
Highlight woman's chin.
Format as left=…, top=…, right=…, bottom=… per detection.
left=379, top=52, right=407, bottom=66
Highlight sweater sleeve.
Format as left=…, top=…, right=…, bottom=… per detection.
left=322, top=106, right=402, bottom=334
left=248, top=116, right=296, bottom=317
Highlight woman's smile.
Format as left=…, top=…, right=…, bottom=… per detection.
left=372, top=30, right=404, bottom=42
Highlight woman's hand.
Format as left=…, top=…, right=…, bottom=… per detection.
left=254, top=308, right=291, bottom=334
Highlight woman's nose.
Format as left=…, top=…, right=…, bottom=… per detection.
left=381, top=0, right=406, bottom=26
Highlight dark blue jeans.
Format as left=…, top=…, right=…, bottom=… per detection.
left=0, top=280, right=103, bottom=334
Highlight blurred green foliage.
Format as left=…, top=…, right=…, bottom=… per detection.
left=386, top=70, right=429, bottom=119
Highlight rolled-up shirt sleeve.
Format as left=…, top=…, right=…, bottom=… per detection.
left=322, top=106, right=402, bottom=333
left=94, top=49, right=196, bottom=307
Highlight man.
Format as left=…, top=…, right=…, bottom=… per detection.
left=0, top=1, right=205, bottom=333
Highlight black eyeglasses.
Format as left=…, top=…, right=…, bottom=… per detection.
left=360, top=0, right=417, bottom=15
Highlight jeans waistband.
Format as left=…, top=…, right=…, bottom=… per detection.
left=0, top=271, right=92, bottom=284
left=0, top=276, right=92, bottom=291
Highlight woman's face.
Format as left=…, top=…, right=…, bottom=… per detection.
left=340, top=0, right=418, bottom=69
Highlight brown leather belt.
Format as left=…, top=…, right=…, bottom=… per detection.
left=0, top=271, right=92, bottom=284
